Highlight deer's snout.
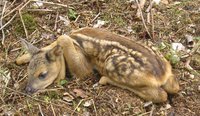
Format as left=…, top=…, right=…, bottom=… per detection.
left=25, top=86, right=37, bottom=94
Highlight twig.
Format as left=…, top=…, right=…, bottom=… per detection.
left=19, top=0, right=32, bottom=11
left=71, top=99, right=84, bottom=116
left=136, top=0, right=153, bottom=40
left=92, top=99, right=97, bottom=116
left=27, top=9, right=54, bottom=12
left=146, top=0, right=154, bottom=13
left=1, top=1, right=7, bottom=45
left=91, top=12, right=101, bottom=23
left=54, top=12, right=59, bottom=30
left=74, top=15, right=80, bottom=23
left=50, top=102, right=56, bottom=116
left=151, top=8, right=155, bottom=40
left=36, top=88, right=64, bottom=93
left=5, top=0, right=17, bottom=12
left=146, top=0, right=153, bottom=23
left=2, top=2, right=24, bottom=19
left=38, top=24, right=55, bottom=33
left=38, top=104, right=44, bottom=116
left=26, top=100, right=34, bottom=115
left=0, top=96, right=5, bottom=104
left=31, top=0, right=68, bottom=8
left=0, top=13, right=17, bottom=30
left=149, top=105, right=154, bottom=116
left=18, top=0, right=33, bottom=39
left=19, top=10, right=28, bottom=38
left=1, top=86, right=81, bottom=115
left=137, top=111, right=151, bottom=116
left=136, top=0, right=146, bottom=18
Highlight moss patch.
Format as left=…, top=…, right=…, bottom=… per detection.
left=14, top=13, right=37, bottom=37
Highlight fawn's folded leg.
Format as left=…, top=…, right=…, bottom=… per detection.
left=99, top=76, right=168, bottom=103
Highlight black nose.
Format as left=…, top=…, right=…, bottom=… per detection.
left=25, top=86, right=36, bottom=94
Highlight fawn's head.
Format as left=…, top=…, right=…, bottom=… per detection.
left=21, top=39, right=64, bottom=94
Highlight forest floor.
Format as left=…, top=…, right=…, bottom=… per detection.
left=0, top=0, right=199, bottom=116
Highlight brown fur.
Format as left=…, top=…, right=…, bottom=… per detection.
left=16, top=27, right=179, bottom=102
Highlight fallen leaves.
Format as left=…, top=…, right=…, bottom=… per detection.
left=73, top=89, right=88, bottom=98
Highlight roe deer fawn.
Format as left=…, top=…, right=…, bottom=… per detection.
left=16, top=27, right=179, bottom=103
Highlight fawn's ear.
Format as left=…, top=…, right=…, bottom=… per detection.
left=20, top=38, right=40, bottom=55
left=46, top=45, right=63, bottom=61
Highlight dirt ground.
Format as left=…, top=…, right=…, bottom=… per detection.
left=0, top=0, right=200, bottom=116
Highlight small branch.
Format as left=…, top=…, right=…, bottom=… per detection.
left=136, top=0, right=146, bottom=18
left=4, top=0, right=17, bottom=12
left=151, top=8, right=155, bottom=40
left=146, top=0, right=154, bottom=13
left=54, top=12, right=59, bottom=30
left=136, top=0, right=153, bottom=40
left=2, top=2, right=24, bottom=19
left=38, top=104, right=44, bottom=116
left=19, top=10, right=28, bottom=39
left=149, top=105, right=155, bottom=116
left=92, top=99, right=97, bottom=116
left=1, top=86, right=81, bottom=114
left=31, top=0, right=68, bottom=8
left=0, top=13, right=17, bottom=31
left=18, top=0, right=32, bottom=39
left=74, top=15, right=80, bottom=23
left=50, top=102, right=56, bottom=116
left=71, top=99, right=84, bottom=116
left=27, top=9, right=54, bottom=12
left=1, top=0, right=7, bottom=45
left=91, top=12, right=101, bottom=23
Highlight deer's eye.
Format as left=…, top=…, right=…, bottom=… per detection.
left=38, top=71, right=48, bottom=80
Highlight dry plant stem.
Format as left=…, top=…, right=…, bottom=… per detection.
left=2, top=2, right=23, bottom=19
left=147, top=12, right=150, bottom=23
left=136, top=0, right=146, bottom=18
left=5, top=0, right=16, bottom=12
left=146, top=0, right=153, bottom=23
left=0, top=96, right=5, bottom=104
left=1, top=86, right=81, bottom=115
left=91, top=12, right=101, bottom=23
left=31, top=0, right=68, bottom=8
left=146, top=0, right=154, bottom=13
left=50, top=102, right=56, bottom=116
left=136, top=0, right=152, bottom=40
left=37, top=88, right=64, bottom=93
left=26, top=100, right=34, bottom=115
left=92, top=99, right=97, bottom=116
left=1, top=1, right=7, bottom=45
left=71, top=99, right=84, bottom=116
left=150, top=105, right=155, bottom=116
left=139, top=111, right=151, bottom=116
left=0, top=13, right=17, bottom=30
left=151, top=9, right=155, bottom=40
left=38, top=104, right=44, bottom=116
left=18, top=0, right=32, bottom=39
left=54, top=12, right=59, bottom=30
left=27, top=9, right=53, bottom=12
left=74, top=15, right=80, bottom=23
left=19, top=10, right=28, bottom=38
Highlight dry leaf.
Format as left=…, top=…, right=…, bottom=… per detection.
left=73, top=89, right=88, bottom=98
left=83, top=99, right=93, bottom=107
left=63, top=92, right=74, bottom=102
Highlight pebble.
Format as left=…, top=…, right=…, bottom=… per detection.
left=189, top=74, right=195, bottom=79
left=198, top=86, right=200, bottom=92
